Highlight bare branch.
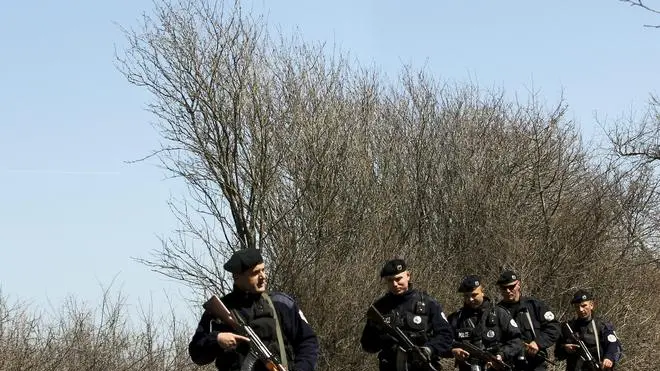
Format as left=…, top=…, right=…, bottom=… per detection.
left=621, top=0, right=660, bottom=14
left=620, top=0, right=660, bottom=26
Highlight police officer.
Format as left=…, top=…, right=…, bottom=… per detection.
left=554, top=290, right=623, bottom=371
left=360, top=259, right=454, bottom=371
left=446, top=275, right=523, bottom=371
left=188, top=248, right=319, bottom=371
left=496, top=270, right=560, bottom=370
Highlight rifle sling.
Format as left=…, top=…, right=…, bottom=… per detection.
left=262, top=293, right=288, bottom=368
left=523, top=309, right=537, bottom=339
left=590, top=320, right=601, bottom=363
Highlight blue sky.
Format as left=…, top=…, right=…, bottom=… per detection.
left=1, top=0, right=659, bottom=325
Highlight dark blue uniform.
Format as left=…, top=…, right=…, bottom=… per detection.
left=498, top=296, right=560, bottom=370
left=447, top=298, right=523, bottom=371
left=189, top=288, right=319, bottom=371
left=360, top=288, right=454, bottom=371
left=555, top=317, right=623, bottom=371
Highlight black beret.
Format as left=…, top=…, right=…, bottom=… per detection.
left=571, top=289, right=594, bottom=304
left=496, top=270, right=520, bottom=286
left=380, top=259, right=407, bottom=278
left=458, top=275, right=482, bottom=292
left=223, top=248, right=264, bottom=274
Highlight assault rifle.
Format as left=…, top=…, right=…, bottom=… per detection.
left=452, top=341, right=512, bottom=371
left=204, top=295, right=287, bottom=371
left=366, top=305, right=440, bottom=371
left=564, top=323, right=600, bottom=371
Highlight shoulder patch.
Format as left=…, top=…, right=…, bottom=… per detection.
left=510, top=319, right=518, bottom=328
left=270, top=292, right=296, bottom=309
left=544, top=311, right=555, bottom=321
left=607, top=334, right=617, bottom=343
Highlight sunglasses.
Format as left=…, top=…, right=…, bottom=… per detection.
left=499, top=283, right=518, bottom=292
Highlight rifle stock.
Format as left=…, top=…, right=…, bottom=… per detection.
left=453, top=341, right=511, bottom=371
left=203, top=295, right=287, bottom=371
left=204, top=295, right=239, bottom=327
left=366, top=305, right=439, bottom=371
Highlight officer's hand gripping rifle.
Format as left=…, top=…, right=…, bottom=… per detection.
left=367, top=305, right=439, bottom=371
left=523, top=342, right=556, bottom=366
left=452, top=341, right=512, bottom=371
left=204, top=295, right=287, bottom=371
left=564, top=323, right=600, bottom=371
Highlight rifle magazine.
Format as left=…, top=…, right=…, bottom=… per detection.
left=240, top=351, right=259, bottom=371
left=395, top=347, right=409, bottom=371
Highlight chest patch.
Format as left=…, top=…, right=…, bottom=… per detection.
left=607, top=334, right=617, bottom=343
left=544, top=311, right=555, bottom=321
left=486, top=330, right=495, bottom=338
left=413, top=315, right=422, bottom=324
left=510, top=319, right=518, bottom=328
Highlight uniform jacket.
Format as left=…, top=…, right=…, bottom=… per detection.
left=447, top=297, right=523, bottom=370
left=360, top=288, right=454, bottom=371
left=498, top=296, right=561, bottom=370
left=189, top=287, right=318, bottom=371
left=555, top=316, right=623, bottom=371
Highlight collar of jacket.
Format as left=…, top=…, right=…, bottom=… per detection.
left=463, top=296, right=493, bottom=315
left=231, top=285, right=264, bottom=305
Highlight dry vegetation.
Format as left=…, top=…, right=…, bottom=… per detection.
left=0, top=288, right=199, bottom=371
left=2, top=0, right=659, bottom=370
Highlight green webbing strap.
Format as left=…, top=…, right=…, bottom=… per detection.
left=262, top=292, right=288, bottom=368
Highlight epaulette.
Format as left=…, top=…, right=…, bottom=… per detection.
left=411, top=289, right=437, bottom=305
left=522, top=296, right=546, bottom=308
left=419, top=290, right=433, bottom=301
left=270, top=291, right=296, bottom=309
left=593, top=316, right=613, bottom=330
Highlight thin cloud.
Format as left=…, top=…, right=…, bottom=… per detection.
left=5, top=169, right=121, bottom=175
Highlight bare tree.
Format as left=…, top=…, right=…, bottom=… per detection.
left=117, top=0, right=296, bottom=296
left=607, top=96, right=660, bottom=163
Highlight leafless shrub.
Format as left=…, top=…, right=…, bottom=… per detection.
left=0, top=287, right=200, bottom=371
